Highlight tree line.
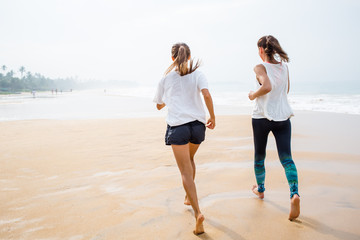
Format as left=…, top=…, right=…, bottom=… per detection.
left=1, top=65, right=138, bottom=94
left=0, top=65, right=78, bottom=93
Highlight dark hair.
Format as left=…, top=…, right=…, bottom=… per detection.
left=257, top=35, right=289, bottom=62
left=165, top=43, right=201, bottom=76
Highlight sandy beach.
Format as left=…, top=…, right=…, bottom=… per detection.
left=1, top=112, right=360, bottom=240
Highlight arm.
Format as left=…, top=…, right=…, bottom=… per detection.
left=154, top=78, right=165, bottom=110
left=286, top=65, right=290, bottom=94
left=156, top=103, right=166, bottom=110
left=201, top=89, right=215, bottom=129
left=287, top=76, right=290, bottom=94
left=248, top=64, right=272, bottom=100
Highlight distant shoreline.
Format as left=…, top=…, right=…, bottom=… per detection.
left=0, top=89, right=359, bottom=119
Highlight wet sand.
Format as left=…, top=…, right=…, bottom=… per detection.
left=1, top=112, right=360, bottom=239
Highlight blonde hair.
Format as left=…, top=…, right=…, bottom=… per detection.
left=165, top=43, right=201, bottom=76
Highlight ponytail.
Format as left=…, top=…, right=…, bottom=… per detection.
left=258, top=35, right=289, bottom=62
left=165, top=43, right=201, bottom=76
left=178, top=46, right=188, bottom=76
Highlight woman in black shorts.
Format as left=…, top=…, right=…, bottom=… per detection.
left=154, top=43, right=215, bottom=235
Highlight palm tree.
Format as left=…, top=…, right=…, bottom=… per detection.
left=19, top=66, right=26, bottom=79
left=7, top=70, right=14, bottom=78
left=1, top=65, right=6, bottom=74
left=26, top=71, right=32, bottom=79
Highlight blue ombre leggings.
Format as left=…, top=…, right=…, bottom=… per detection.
left=252, top=118, right=299, bottom=198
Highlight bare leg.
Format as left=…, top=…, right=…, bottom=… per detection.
left=184, top=143, right=200, bottom=205
left=189, top=143, right=199, bottom=179
left=172, top=144, right=204, bottom=235
left=289, top=194, right=300, bottom=220
left=252, top=185, right=264, bottom=199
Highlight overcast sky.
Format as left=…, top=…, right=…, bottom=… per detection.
left=1, top=0, right=359, bottom=86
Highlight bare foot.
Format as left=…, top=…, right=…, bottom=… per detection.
left=289, top=194, right=300, bottom=221
left=252, top=185, right=264, bottom=199
left=193, top=214, right=205, bottom=235
left=184, top=195, right=191, bottom=205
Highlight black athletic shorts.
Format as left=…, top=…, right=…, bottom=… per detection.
left=165, top=120, right=206, bottom=146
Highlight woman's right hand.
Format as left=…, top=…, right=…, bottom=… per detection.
left=206, top=117, right=215, bottom=129
left=248, top=91, right=256, bottom=100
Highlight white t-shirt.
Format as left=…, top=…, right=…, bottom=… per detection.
left=252, top=62, right=294, bottom=121
left=153, top=70, right=208, bottom=126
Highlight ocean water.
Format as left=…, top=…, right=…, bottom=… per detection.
left=0, top=90, right=164, bottom=121
left=0, top=82, right=359, bottom=121
left=210, top=81, right=360, bottom=115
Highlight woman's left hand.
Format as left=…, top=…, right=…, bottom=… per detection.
left=156, top=103, right=166, bottom=110
left=206, top=117, right=215, bottom=129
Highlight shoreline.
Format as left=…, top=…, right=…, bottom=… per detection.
left=0, top=108, right=360, bottom=121
left=0, top=88, right=360, bottom=119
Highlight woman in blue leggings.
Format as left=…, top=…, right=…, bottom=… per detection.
left=248, top=35, right=300, bottom=220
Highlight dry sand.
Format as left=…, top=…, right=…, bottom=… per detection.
left=1, top=113, right=360, bottom=239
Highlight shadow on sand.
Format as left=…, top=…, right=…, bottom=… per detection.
left=186, top=209, right=246, bottom=240
left=266, top=199, right=360, bottom=240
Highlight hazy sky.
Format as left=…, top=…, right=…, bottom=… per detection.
left=1, top=0, right=359, bottom=86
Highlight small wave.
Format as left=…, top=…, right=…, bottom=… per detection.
left=289, top=94, right=360, bottom=115
left=0, top=88, right=359, bottom=121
